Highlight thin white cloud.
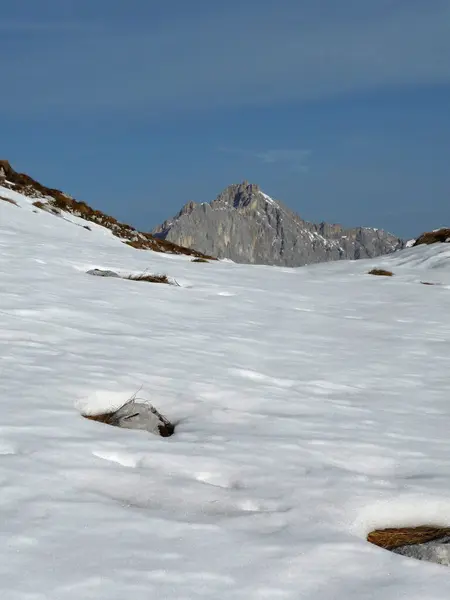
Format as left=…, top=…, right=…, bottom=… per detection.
left=218, top=146, right=311, bottom=171
left=256, top=149, right=311, bottom=171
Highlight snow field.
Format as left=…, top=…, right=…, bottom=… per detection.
left=2, top=187, right=450, bottom=598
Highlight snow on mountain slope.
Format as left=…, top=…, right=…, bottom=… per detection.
left=2, top=185, right=450, bottom=599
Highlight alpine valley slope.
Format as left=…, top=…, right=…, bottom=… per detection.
left=3, top=181, right=450, bottom=599
left=153, top=181, right=404, bottom=266
left=0, top=159, right=213, bottom=259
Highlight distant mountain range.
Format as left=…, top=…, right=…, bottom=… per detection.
left=153, top=182, right=404, bottom=267
left=0, top=162, right=405, bottom=267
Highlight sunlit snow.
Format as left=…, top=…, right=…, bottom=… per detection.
left=260, top=191, right=277, bottom=206
left=2, top=186, right=450, bottom=598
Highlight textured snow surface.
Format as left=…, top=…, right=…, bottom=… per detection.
left=2, top=186, right=450, bottom=598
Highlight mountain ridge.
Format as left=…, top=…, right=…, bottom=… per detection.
left=153, top=181, right=404, bottom=266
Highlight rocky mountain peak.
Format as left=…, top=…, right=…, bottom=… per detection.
left=213, top=181, right=262, bottom=209
left=0, top=159, right=13, bottom=179
left=153, top=183, right=404, bottom=267
left=177, top=200, right=198, bottom=217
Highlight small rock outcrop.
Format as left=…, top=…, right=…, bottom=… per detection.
left=83, top=399, right=175, bottom=437
left=368, top=526, right=450, bottom=567
left=153, top=182, right=404, bottom=267
left=86, top=269, right=174, bottom=285
left=393, top=535, right=450, bottom=566
left=86, top=269, right=120, bottom=278
left=413, top=228, right=450, bottom=246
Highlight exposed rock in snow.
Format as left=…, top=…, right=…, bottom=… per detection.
left=368, top=526, right=450, bottom=567
left=83, top=399, right=175, bottom=437
left=87, top=269, right=121, bottom=278
left=413, top=228, right=450, bottom=246
left=393, top=536, right=450, bottom=566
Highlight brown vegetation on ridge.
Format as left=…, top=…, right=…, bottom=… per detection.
left=0, top=159, right=215, bottom=260
left=413, top=228, right=450, bottom=246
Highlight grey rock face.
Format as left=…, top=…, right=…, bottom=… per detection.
left=84, top=400, right=175, bottom=437
left=86, top=269, right=120, bottom=278
left=393, top=535, right=450, bottom=566
left=153, top=182, right=404, bottom=267
left=106, top=400, right=174, bottom=437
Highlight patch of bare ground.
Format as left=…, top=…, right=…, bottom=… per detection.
left=368, top=268, right=394, bottom=276
left=0, top=196, right=18, bottom=206
left=413, top=228, right=450, bottom=246
left=368, top=526, right=450, bottom=550
left=32, top=200, right=46, bottom=209
left=126, top=273, right=171, bottom=285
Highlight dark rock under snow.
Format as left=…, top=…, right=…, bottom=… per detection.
left=86, top=269, right=120, bottom=278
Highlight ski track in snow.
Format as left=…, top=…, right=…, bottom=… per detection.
left=2, top=187, right=450, bottom=598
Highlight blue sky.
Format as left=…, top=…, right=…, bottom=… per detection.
left=1, top=0, right=449, bottom=239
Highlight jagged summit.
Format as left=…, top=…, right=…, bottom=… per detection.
left=167, top=182, right=266, bottom=225
left=210, top=181, right=281, bottom=210
left=155, top=182, right=279, bottom=238
left=214, top=181, right=265, bottom=209
left=153, top=182, right=404, bottom=267
left=0, top=160, right=213, bottom=260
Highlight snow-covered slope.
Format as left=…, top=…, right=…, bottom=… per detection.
left=0, top=159, right=213, bottom=259
left=2, top=184, right=450, bottom=599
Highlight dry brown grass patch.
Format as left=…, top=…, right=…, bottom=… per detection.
left=32, top=200, right=46, bottom=209
left=368, top=268, right=394, bottom=277
left=0, top=196, right=18, bottom=206
left=126, top=273, right=171, bottom=284
left=413, top=228, right=450, bottom=246
left=125, top=240, right=150, bottom=250
left=368, top=526, right=450, bottom=550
